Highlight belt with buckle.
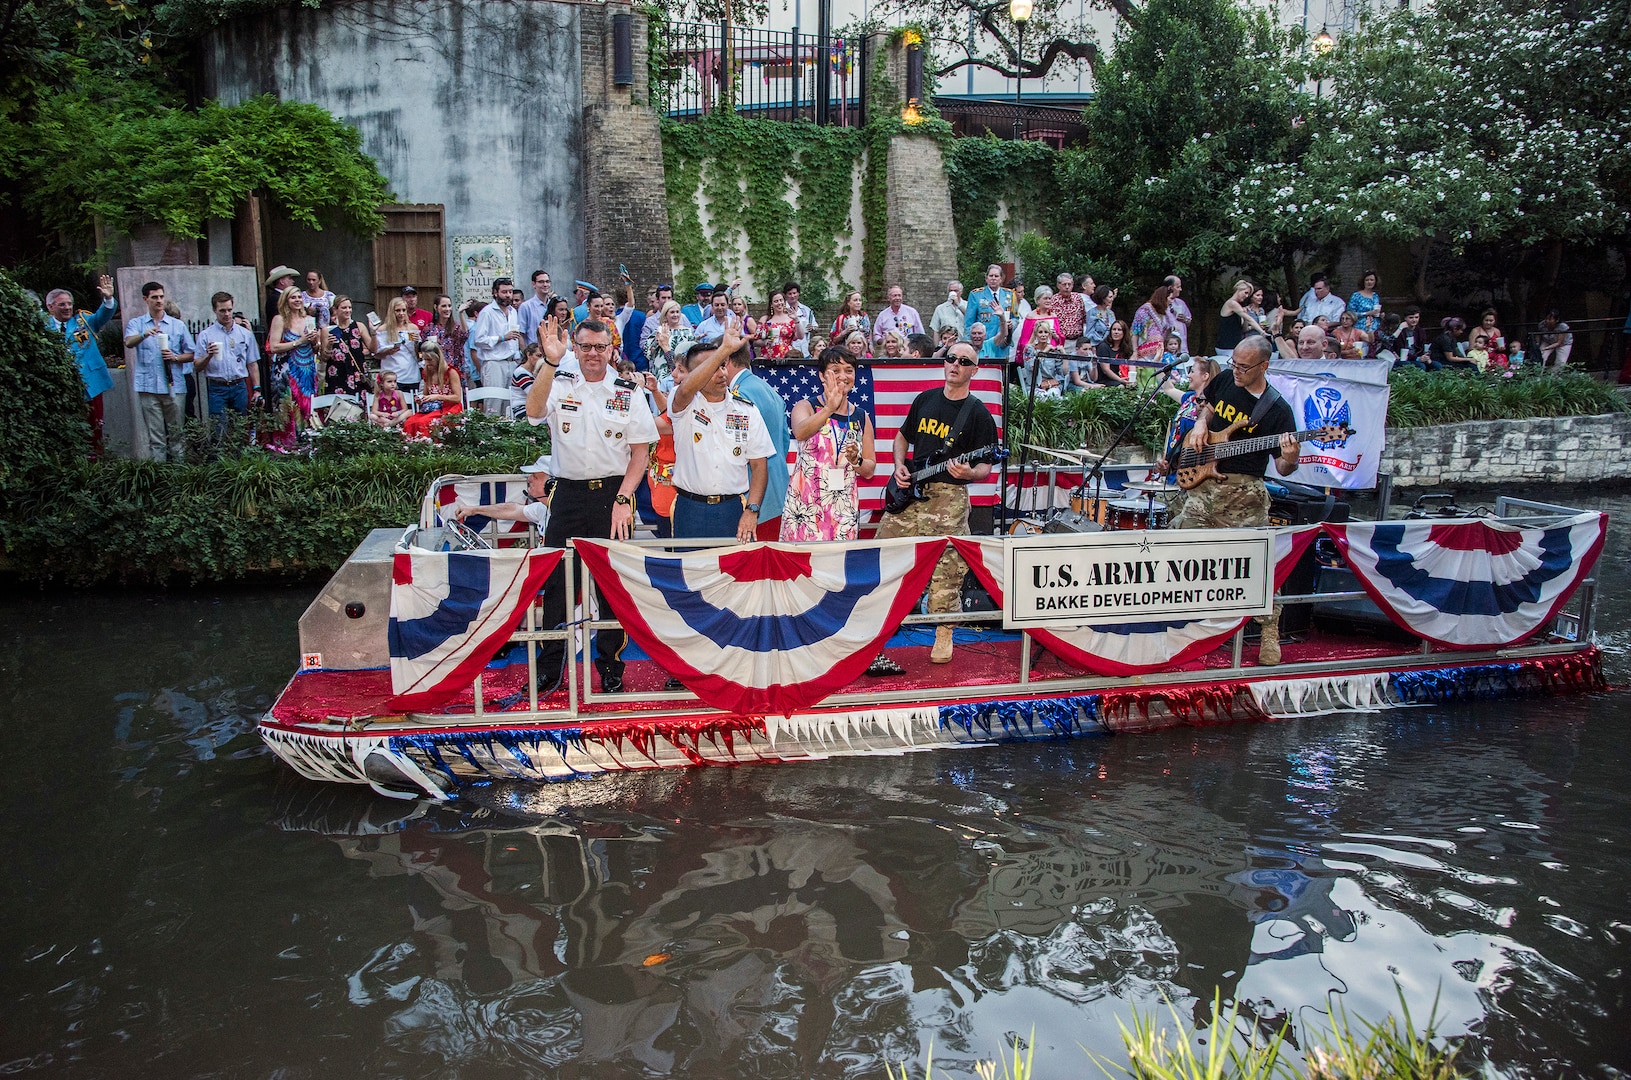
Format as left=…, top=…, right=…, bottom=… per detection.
left=207, top=376, right=246, bottom=386
left=675, top=488, right=743, bottom=505
left=556, top=475, right=623, bottom=491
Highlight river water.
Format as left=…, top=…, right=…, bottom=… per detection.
left=3, top=489, right=1629, bottom=1078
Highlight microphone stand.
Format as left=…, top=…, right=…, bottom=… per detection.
left=1077, top=356, right=1187, bottom=514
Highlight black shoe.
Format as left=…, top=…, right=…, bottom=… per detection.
left=535, top=670, right=564, bottom=699
left=866, top=654, right=906, bottom=677
left=595, top=663, right=625, bottom=695
left=664, top=676, right=685, bottom=691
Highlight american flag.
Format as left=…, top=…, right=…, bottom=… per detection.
left=756, top=360, right=1007, bottom=520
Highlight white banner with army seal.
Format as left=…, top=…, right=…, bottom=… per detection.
left=1266, top=357, right=1390, bottom=489
left=1001, top=530, right=1276, bottom=628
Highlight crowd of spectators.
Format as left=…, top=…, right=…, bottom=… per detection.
left=40, top=261, right=1592, bottom=463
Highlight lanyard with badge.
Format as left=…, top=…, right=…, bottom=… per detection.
left=826, top=409, right=859, bottom=491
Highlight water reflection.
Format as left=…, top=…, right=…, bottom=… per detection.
left=267, top=701, right=1630, bottom=1076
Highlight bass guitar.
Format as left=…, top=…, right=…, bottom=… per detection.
left=883, top=444, right=1006, bottom=515
left=1174, top=423, right=1354, bottom=491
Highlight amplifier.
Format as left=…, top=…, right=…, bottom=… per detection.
left=1041, top=511, right=1104, bottom=534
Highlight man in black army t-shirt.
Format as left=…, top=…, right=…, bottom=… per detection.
left=876, top=340, right=1000, bottom=664
left=1173, top=334, right=1300, bottom=663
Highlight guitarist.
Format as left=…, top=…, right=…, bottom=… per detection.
left=1173, top=335, right=1299, bottom=665
left=876, top=341, right=1000, bottom=666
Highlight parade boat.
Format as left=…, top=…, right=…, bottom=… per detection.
left=260, top=472, right=1608, bottom=801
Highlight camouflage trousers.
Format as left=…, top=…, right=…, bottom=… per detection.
left=1170, top=473, right=1279, bottom=636
left=1171, top=473, right=1270, bottom=529
left=877, top=481, right=970, bottom=615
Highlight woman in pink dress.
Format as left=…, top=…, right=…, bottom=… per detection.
left=780, top=347, right=877, bottom=542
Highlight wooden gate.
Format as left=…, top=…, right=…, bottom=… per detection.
left=373, top=204, right=446, bottom=315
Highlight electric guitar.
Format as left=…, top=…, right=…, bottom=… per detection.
left=1174, top=423, right=1354, bottom=491
left=883, top=444, right=1006, bottom=515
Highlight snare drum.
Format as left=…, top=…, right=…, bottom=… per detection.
left=1008, top=518, right=1045, bottom=536
left=1106, top=498, right=1170, bottom=531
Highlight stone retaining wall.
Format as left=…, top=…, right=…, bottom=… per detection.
left=1380, top=413, right=1631, bottom=486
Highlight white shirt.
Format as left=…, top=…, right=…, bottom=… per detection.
left=195, top=321, right=258, bottom=380
left=790, top=302, right=814, bottom=354
left=1299, top=288, right=1347, bottom=326
left=931, top=298, right=967, bottom=339
left=377, top=324, right=420, bottom=383
left=670, top=390, right=775, bottom=496
left=527, top=369, right=658, bottom=480
left=521, top=500, right=550, bottom=529
left=471, top=301, right=521, bottom=363
left=694, top=313, right=730, bottom=340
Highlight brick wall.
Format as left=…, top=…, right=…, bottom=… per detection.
left=581, top=2, right=673, bottom=298
left=1380, top=413, right=1631, bottom=486
left=883, top=135, right=958, bottom=314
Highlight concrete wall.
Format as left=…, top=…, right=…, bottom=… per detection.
left=1381, top=413, right=1631, bottom=487
left=202, top=0, right=587, bottom=300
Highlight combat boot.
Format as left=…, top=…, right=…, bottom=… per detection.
left=1257, top=613, right=1281, bottom=667
left=931, top=625, right=955, bottom=664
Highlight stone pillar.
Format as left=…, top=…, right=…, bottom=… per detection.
left=884, top=135, right=958, bottom=314
left=581, top=2, right=675, bottom=301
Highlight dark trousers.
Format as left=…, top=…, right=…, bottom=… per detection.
left=537, top=477, right=626, bottom=683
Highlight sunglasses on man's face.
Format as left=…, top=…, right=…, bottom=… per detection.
left=949, top=356, right=979, bottom=368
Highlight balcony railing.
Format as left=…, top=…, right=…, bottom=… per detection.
left=656, top=21, right=869, bottom=127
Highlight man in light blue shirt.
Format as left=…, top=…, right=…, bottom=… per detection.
left=45, top=274, right=117, bottom=458
left=516, top=270, right=557, bottom=345
left=194, top=290, right=261, bottom=439
left=1298, top=273, right=1346, bottom=327
left=693, top=292, right=731, bottom=341
left=122, top=280, right=196, bottom=462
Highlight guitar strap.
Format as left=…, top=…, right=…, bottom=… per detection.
left=1246, top=382, right=1284, bottom=430
left=934, top=393, right=981, bottom=467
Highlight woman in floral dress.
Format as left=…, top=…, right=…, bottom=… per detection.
left=780, top=347, right=877, bottom=542
left=325, top=295, right=373, bottom=395
left=1347, top=270, right=1383, bottom=337
left=424, top=294, right=473, bottom=385
left=757, top=291, right=800, bottom=360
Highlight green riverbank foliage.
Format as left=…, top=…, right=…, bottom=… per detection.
left=1001, top=368, right=1627, bottom=456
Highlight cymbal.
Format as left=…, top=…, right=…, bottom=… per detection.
left=1124, top=480, right=1181, bottom=493
left=1019, top=443, right=1086, bottom=462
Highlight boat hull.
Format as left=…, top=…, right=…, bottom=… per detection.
left=260, top=647, right=1605, bottom=799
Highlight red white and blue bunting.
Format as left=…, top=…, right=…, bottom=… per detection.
left=950, top=527, right=1321, bottom=676
left=1326, top=513, right=1607, bottom=648
left=386, top=547, right=562, bottom=711
left=575, top=538, right=947, bottom=715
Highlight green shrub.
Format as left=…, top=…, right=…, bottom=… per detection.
left=0, top=272, right=93, bottom=498
left=1386, top=368, right=1625, bottom=427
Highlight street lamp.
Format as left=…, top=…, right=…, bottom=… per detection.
left=1312, top=25, right=1333, bottom=102
left=1010, top=0, right=1032, bottom=141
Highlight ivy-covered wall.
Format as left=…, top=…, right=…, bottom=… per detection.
left=661, top=116, right=863, bottom=312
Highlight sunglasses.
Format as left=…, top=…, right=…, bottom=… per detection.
left=949, top=356, right=979, bottom=368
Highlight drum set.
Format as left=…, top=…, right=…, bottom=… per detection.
left=1007, top=445, right=1181, bottom=537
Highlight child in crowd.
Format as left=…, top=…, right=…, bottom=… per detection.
left=1507, top=336, right=1525, bottom=367
left=1467, top=331, right=1492, bottom=372
left=370, top=369, right=409, bottom=429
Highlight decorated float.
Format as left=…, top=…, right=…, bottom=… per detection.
left=261, top=475, right=1606, bottom=800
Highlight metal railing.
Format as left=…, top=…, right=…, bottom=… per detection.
left=384, top=476, right=1601, bottom=727
left=658, top=21, right=868, bottom=126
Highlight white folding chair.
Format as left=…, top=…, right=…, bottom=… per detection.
left=466, top=386, right=512, bottom=416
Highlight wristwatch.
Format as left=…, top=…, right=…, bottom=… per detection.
left=614, top=493, right=633, bottom=507
left=745, top=502, right=761, bottom=514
